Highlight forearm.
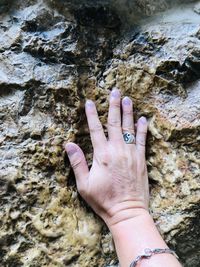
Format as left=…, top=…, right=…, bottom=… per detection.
left=109, top=210, right=182, bottom=267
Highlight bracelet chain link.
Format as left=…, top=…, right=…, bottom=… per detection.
left=129, top=248, right=179, bottom=267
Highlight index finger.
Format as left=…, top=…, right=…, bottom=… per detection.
left=85, top=100, right=107, bottom=150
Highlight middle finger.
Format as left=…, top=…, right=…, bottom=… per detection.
left=107, top=88, right=123, bottom=142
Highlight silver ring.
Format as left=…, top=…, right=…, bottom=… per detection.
left=123, top=132, right=136, bottom=144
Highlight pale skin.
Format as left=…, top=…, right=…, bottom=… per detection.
left=65, top=88, right=182, bottom=267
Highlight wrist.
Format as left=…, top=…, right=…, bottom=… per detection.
left=108, top=209, right=153, bottom=235
left=108, top=211, right=171, bottom=267
left=108, top=212, right=182, bottom=267
left=102, top=200, right=150, bottom=230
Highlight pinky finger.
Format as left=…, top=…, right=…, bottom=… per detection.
left=136, top=117, right=148, bottom=154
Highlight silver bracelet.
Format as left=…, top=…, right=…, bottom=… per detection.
left=129, top=248, right=179, bottom=267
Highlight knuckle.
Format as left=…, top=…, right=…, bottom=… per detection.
left=98, top=151, right=110, bottom=165
left=117, top=153, right=134, bottom=169
left=117, top=153, right=125, bottom=162
left=90, top=123, right=103, bottom=133
left=108, top=118, right=121, bottom=127
left=71, top=158, right=82, bottom=169
left=110, top=101, right=121, bottom=108
left=137, top=130, right=147, bottom=136
left=136, top=138, right=146, bottom=146
left=114, top=148, right=127, bottom=161
left=124, top=110, right=133, bottom=116
left=121, top=153, right=130, bottom=162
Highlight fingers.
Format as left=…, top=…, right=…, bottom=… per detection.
left=136, top=117, right=148, bottom=154
left=107, top=88, right=123, bottom=141
left=85, top=100, right=107, bottom=150
left=85, top=91, right=148, bottom=153
left=65, top=142, right=89, bottom=191
left=122, top=96, right=135, bottom=134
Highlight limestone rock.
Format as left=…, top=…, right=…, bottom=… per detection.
left=194, top=2, right=200, bottom=14
left=0, top=0, right=200, bottom=266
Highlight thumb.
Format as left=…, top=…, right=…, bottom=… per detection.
left=64, top=142, right=89, bottom=191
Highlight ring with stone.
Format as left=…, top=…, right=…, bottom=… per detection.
left=123, top=132, right=136, bottom=144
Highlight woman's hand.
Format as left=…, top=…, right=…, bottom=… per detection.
left=65, top=88, right=149, bottom=228
left=65, top=89, right=183, bottom=267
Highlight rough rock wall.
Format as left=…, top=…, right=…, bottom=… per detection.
left=0, top=0, right=200, bottom=266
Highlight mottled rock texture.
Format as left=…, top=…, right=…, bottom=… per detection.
left=0, top=0, right=200, bottom=266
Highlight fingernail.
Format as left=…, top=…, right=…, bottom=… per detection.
left=86, top=99, right=94, bottom=108
left=123, top=96, right=131, bottom=105
left=139, top=116, right=147, bottom=124
left=65, top=144, right=77, bottom=156
left=111, top=88, right=120, bottom=98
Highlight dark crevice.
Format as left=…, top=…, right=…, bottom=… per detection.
left=173, top=205, right=200, bottom=266
left=74, top=5, right=121, bottom=29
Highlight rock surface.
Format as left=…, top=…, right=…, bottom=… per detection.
left=0, top=0, right=200, bottom=266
